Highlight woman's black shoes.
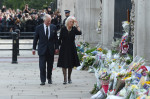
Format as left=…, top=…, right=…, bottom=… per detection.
left=63, top=81, right=67, bottom=84
left=68, top=80, right=72, bottom=84
left=63, top=79, right=72, bottom=84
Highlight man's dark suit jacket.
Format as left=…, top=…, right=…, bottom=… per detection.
left=33, top=24, right=59, bottom=56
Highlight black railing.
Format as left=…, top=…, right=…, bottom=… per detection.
left=0, top=31, right=34, bottom=39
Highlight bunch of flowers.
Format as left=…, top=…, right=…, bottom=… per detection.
left=85, top=47, right=97, bottom=54
left=76, top=42, right=89, bottom=53
left=123, top=72, right=132, bottom=80
left=111, top=38, right=121, bottom=52
left=127, top=56, right=145, bottom=72
left=102, top=49, right=108, bottom=55
left=146, top=71, right=150, bottom=81
left=131, top=61, right=145, bottom=72
left=137, top=66, right=148, bottom=76
left=99, top=71, right=111, bottom=94
left=117, top=73, right=126, bottom=79
left=100, top=72, right=111, bottom=81
left=82, top=56, right=95, bottom=70
left=117, top=72, right=132, bottom=80
left=97, top=48, right=103, bottom=52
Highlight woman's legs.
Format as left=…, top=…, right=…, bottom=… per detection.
left=62, top=68, right=67, bottom=84
left=68, top=68, right=72, bottom=83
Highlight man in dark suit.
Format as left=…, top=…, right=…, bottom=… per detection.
left=32, top=14, right=59, bottom=85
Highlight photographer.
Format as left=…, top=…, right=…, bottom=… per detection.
left=23, top=4, right=30, bottom=13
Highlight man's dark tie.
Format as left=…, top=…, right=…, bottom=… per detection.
left=46, top=26, right=48, bottom=39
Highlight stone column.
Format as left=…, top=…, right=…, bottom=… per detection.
left=57, top=0, right=75, bottom=22
left=134, top=0, right=150, bottom=64
left=136, top=0, right=146, bottom=57
left=101, top=0, right=115, bottom=48
left=133, top=0, right=137, bottom=57
left=74, top=0, right=101, bottom=45
left=145, top=0, right=150, bottom=64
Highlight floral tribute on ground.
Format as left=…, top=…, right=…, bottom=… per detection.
left=75, top=21, right=150, bottom=99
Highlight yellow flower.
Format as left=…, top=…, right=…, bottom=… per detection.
left=142, top=82, right=145, bottom=86
left=103, top=70, right=106, bottom=72
left=136, top=96, right=141, bottom=99
left=124, top=21, right=130, bottom=24
left=131, top=85, right=138, bottom=90
left=123, top=77, right=130, bottom=80
left=118, top=65, right=121, bottom=69
left=133, top=63, right=137, bottom=66
left=145, top=81, right=150, bottom=84
left=117, top=73, right=121, bottom=76
left=97, top=48, right=103, bottom=52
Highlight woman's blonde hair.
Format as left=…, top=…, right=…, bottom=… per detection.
left=65, top=16, right=76, bottom=27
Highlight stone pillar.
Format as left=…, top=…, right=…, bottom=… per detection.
left=134, top=0, right=150, bottom=64
left=74, top=0, right=101, bottom=45
left=101, top=0, right=115, bottom=48
left=145, top=0, right=150, bottom=64
left=57, top=0, right=75, bottom=22
left=136, top=0, right=145, bottom=57
left=131, top=0, right=138, bottom=57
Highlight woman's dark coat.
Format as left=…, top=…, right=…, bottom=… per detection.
left=57, top=26, right=82, bottom=68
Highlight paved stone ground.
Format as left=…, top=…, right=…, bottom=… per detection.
left=0, top=49, right=96, bottom=99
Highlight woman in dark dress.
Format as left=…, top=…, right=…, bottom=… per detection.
left=57, top=16, right=82, bottom=84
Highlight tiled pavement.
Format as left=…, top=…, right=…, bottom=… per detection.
left=0, top=50, right=96, bottom=99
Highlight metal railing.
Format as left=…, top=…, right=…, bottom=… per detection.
left=0, top=31, right=34, bottom=39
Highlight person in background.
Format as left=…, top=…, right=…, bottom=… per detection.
left=62, top=10, right=70, bottom=26
left=2, top=5, right=6, bottom=13
left=17, top=11, right=22, bottom=19
left=23, top=4, right=30, bottom=13
left=47, top=6, right=53, bottom=16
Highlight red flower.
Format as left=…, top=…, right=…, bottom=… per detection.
left=137, top=66, right=148, bottom=72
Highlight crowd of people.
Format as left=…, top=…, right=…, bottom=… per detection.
left=0, top=4, right=62, bottom=32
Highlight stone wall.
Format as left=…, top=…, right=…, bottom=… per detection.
left=57, top=0, right=101, bottom=45
left=57, top=0, right=75, bottom=20
left=57, top=0, right=150, bottom=64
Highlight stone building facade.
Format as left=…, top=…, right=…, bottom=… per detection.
left=57, top=0, right=150, bottom=64
left=57, top=0, right=101, bottom=45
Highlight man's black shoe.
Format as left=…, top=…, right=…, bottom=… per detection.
left=48, top=79, right=52, bottom=84
left=40, top=82, right=45, bottom=85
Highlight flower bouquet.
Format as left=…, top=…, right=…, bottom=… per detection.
left=100, top=72, right=111, bottom=94
left=82, top=56, right=95, bottom=70
left=127, top=56, right=145, bottom=73
left=122, top=21, right=130, bottom=33
left=125, top=85, right=139, bottom=99
left=146, top=71, right=150, bottom=81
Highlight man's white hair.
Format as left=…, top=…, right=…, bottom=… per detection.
left=65, top=16, right=76, bottom=27
left=43, top=14, right=51, bottom=21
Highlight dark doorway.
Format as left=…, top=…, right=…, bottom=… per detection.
left=114, top=0, right=132, bottom=38
left=114, top=0, right=133, bottom=55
